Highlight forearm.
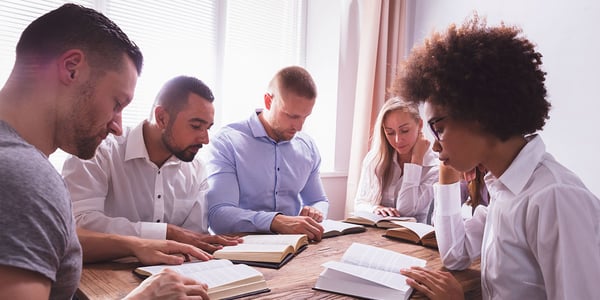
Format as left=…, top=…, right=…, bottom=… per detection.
left=396, top=163, right=432, bottom=216
left=209, top=205, right=277, bottom=233
left=434, top=183, right=483, bottom=270
left=78, top=228, right=139, bottom=263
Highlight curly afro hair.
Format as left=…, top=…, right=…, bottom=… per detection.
left=393, top=14, right=550, bottom=141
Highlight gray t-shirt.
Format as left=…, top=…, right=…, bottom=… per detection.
left=0, top=121, right=82, bottom=299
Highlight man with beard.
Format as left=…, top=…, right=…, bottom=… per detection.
left=206, top=66, right=329, bottom=241
left=63, top=75, right=241, bottom=253
left=0, top=4, right=211, bottom=299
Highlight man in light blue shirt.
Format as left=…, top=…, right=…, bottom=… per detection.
left=206, top=66, right=329, bottom=241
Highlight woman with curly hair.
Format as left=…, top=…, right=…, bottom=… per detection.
left=354, top=97, right=439, bottom=223
left=397, top=15, right=600, bottom=299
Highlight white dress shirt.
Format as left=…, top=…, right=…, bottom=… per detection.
left=433, top=135, right=600, bottom=299
left=62, top=121, right=209, bottom=239
left=354, top=148, right=439, bottom=223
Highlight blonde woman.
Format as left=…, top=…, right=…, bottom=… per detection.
left=354, top=97, right=439, bottom=223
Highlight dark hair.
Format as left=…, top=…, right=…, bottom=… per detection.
left=154, top=76, right=214, bottom=116
left=16, top=3, right=143, bottom=75
left=270, top=66, right=317, bottom=99
left=394, top=14, right=550, bottom=141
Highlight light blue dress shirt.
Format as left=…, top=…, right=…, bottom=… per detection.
left=206, top=110, right=329, bottom=234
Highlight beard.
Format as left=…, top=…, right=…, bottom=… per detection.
left=161, top=124, right=201, bottom=162
left=64, top=81, right=106, bottom=159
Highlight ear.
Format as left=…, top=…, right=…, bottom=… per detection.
left=58, top=49, right=85, bottom=84
left=264, top=93, right=273, bottom=110
left=154, top=106, right=170, bottom=129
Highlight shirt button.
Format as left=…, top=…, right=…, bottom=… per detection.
left=158, top=170, right=161, bottom=174
left=277, top=168, right=280, bottom=171
left=156, top=219, right=160, bottom=222
left=157, top=195, right=161, bottom=199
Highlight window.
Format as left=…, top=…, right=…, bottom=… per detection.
left=0, top=0, right=342, bottom=173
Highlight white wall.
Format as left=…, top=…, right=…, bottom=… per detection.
left=408, top=0, right=600, bottom=196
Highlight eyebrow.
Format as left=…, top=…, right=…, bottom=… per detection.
left=189, top=118, right=213, bottom=126
left=384, top=122, right=410, bottom=129
left=427, top=116, right=447, bottom=125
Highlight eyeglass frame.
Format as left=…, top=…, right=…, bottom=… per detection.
left=428, top=116, right=447, bottom=141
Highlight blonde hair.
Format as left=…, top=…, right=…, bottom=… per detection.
left=369, top=97, right=421, bottom=204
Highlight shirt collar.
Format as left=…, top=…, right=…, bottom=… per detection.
left=487, top=134, right=545, bottom=195
left=124, top=121, right=148, bottom=161
left=249, top=108, right=291, bottom=144
left=124, top=121, right=181, bottom=166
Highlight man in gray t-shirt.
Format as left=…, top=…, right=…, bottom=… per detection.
left=0, top=122, right=82, bottom=299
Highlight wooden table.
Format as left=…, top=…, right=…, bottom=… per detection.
left=77, top=227, right=481, bottom=299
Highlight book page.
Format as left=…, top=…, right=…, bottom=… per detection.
left=389, top=221, right=434, bottom=238
left=136, top=259, right=233, bottom=276
left=341, top=243, right=426, bottom=273
left=185, top=264, right=263, bottom=288
left=242, top=234, right=305, bottom=248
left=351, top=211, right=416, bottom=223
left=215, top=243, right=290, bottom=253
left=322, top=261, right=410, bottom=292
left=322, top=219, right=363, bottom=233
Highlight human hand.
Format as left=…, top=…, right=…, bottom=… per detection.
left=410, top=132, right=431, bottom=165
left=400, top=266, right=464, bottom=300
left=299, top=206, right=324, bottom=222
left=373, top=206, right=400, bottom=217
left=129, top=238, right=212, bottom=266
left=124, top=268, right=209, bottom=300
left=270, top=214, right=324, bottom=242
left=439, top=163, right=461, bottom=185
left=166, top=224, right=242, bottom=253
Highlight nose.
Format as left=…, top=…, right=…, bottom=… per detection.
left=107, top=112, right=123, bottom=136
left=198, top=129, right=210, bottom=145
left=293, top=118, right=305, bottom=132
left=432, top=139, right=442, bottom=153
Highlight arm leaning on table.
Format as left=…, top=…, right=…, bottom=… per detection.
left=78, top=228, right=212, bottom=300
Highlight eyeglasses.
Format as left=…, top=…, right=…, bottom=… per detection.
left=428, top=116, right=447, bottom=141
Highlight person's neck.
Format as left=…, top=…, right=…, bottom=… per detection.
left=142, top=120, right=172, bottom=168
left=257, top=111, right=279, bottom=142
left=0, top=77, right=59, bottom=157
left=483, top=135, right=528, bottom=178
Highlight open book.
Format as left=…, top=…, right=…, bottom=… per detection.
left=134, top=259, right=269, bottom=300
left=321, top=219, right=366, bottom=238
left=383, top=221, right=437, bottom=248
left=314, top=243, right=426, bottom=300
left=344, top=211, right=417, bottom=228
left=213, top=234, right=308, bottom=269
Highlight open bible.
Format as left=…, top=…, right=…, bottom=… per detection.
left=134, top=259, right=269, bottom=300
left=383, top=221, right=437, bottom=248
left=344, top=211, right=417, bottom=228
left=321, top=219, right=366, bottom=238
left=314, top=242, right=426, bottom=300
left=213, top=234, right=308, bottom=269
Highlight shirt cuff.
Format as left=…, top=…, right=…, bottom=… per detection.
left=403, top=163, right=422, bottom=184
left=434, top=182, right=462, bottom=216
left=140, top=222, right=168, bottom=240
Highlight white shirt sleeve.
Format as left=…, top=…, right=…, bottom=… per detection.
left=434, top=182, right=485, bottom=270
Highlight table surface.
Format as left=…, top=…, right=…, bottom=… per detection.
left=77, top=227, right=481, bottom=299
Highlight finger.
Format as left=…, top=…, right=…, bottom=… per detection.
left=153, top=252, right=185, bottom=265
left=299, top=206, right=310, bottom=216
left=193, top=241, right=219, bottom=253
